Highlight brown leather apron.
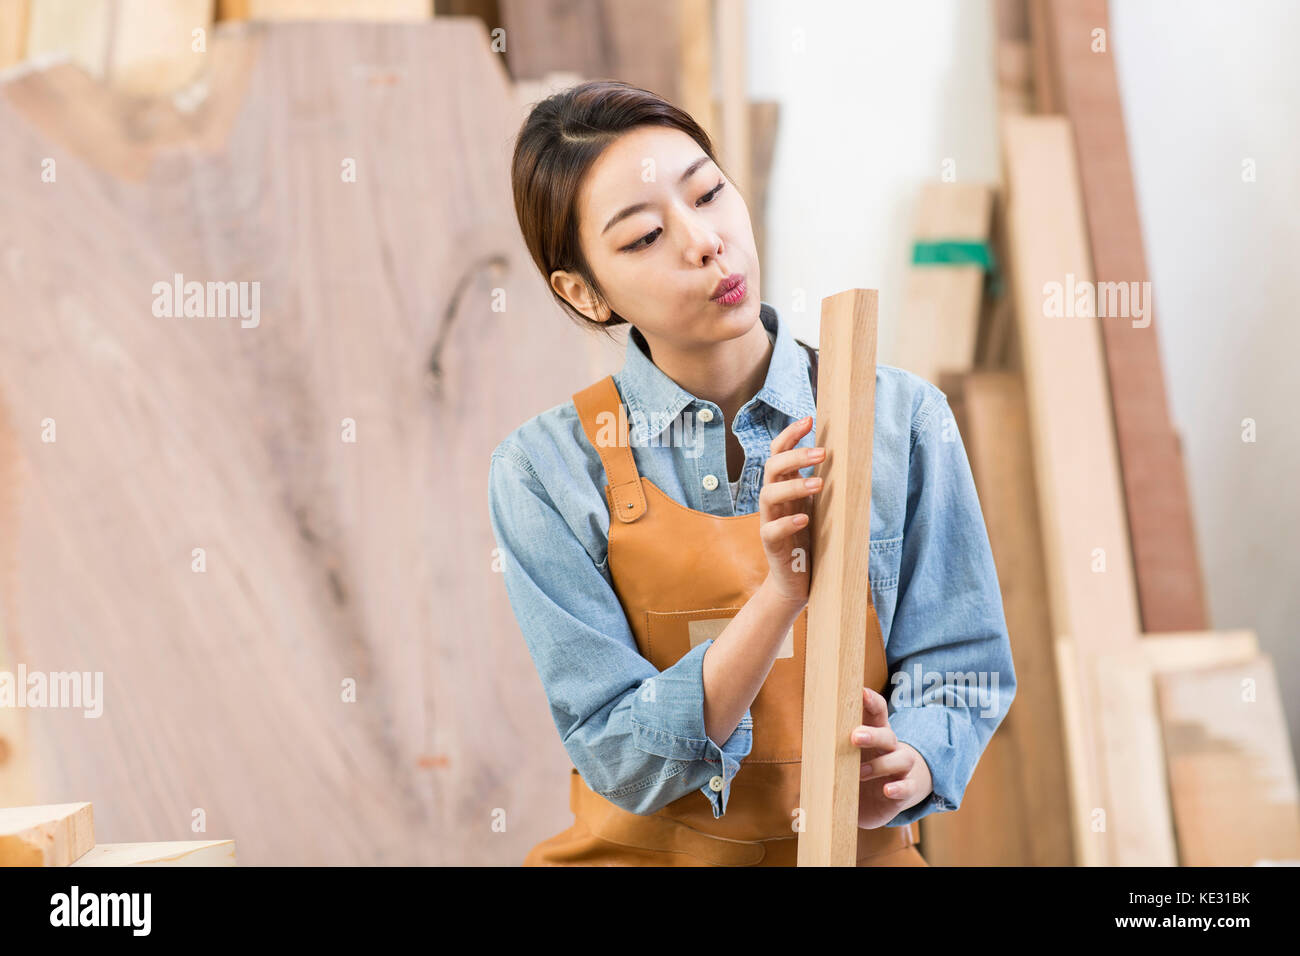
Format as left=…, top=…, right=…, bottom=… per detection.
left=523, top=374, right=927, bottom=866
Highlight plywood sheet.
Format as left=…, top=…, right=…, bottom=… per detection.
left=0, top=20, right=618, bottom=864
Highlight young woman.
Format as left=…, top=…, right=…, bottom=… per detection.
left=488, top=80, right=1016, bottom=866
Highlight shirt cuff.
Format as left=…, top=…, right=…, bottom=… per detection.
left=884, top=703, right=963, bottom=827
left=628, top=638, right=753, bottom=817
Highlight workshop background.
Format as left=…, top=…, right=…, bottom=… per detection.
left=0, top=0, right=1295, bottom=866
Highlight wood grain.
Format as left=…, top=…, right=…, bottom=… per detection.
left=799, top=289, right=878, bottom=867
left=923, top=371, right=1073, bottom=865
left=0, top=801, right=93, bottom=865
left=1047, top=0, right=1208, bottom=633
left=1157, top=654, right=1300, bottom=865
left=0, top=20, right=619, bottom=864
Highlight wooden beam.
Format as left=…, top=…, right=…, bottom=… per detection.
left=71, top=839, right=236, bottom=866
left=1047, top=0, right=1208, bottom=633
left=0, top=802, right=93, bottom=866
left=1156, top=653, right=1300, bottom=865
left=798, top=289, right=878, bottom=867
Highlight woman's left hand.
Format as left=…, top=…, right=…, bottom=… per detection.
left=853, top=687, right=934, bottom=829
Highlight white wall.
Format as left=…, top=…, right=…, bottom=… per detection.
left=750, top=0, right=1300, bottom=768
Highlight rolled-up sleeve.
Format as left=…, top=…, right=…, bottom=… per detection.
left=882, top=388, right=1017, bottom=827
left=488, top=443, right=753, bottom=817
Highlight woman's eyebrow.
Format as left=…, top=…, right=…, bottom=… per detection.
left=600, top=155, right=714, bottom=236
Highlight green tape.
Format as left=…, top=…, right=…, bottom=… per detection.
left=911, top=239, right=993, bottom=268
left=912, top=239, right=1003, bottom=299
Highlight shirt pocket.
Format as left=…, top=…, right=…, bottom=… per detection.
left=869, top=534, right=902, bottom=594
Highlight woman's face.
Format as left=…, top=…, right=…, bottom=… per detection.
left=555, top=125, right=761, bottom=351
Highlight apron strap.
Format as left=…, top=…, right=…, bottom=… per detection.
left=572, top=376, right=648, bottom=523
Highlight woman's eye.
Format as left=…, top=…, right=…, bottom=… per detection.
left=625, top=228, right=660, bottom=252
left=698, top=180, right=725, bottom=205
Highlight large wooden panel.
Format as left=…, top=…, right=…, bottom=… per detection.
left=1048, top=0, right=1207, bottom=633
left=0, top=20, right=617, bottom=864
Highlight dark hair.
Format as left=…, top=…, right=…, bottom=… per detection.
left=510, top=80, right=723, bottom=337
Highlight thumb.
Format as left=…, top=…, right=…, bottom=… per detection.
left=861, top=686, right=890, bottom=728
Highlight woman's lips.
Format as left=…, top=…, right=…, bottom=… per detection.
left=712, top=275, right=746, bottom=306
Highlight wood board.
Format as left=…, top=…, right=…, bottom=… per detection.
left=0, top=801, right=93, bottom=865
left=1000, top=113, right=1158, bottom=865
left=798, top=289, right=879, bottom=867
left=71, top=838, right=236, bottom=866
left=923, top=370, right=1073, bottom=865
left=1047, top=0, right=1208, bottom=634
left=892, top=182, right=992, bottom=386
left=1157, top=654, right=1300, bottom=866
left=0, top=19, right=618, bottom=864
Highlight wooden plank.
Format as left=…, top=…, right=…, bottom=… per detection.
left=677, top=0, right=712, bottom=140
left=71, top=839, right=235, bottom=866
left=1157, top=655, right=1300, bottom=866
left=219, top=0, right=431, bottom=17
left=0, top=0, right=29, bottom=70
left=0, top=20, right=618, bottom=865
left=1001, top=114, right=1162, bottom=865
left=1000, top=115, right=1140, bottom=649
left=716, top=0, right=748, bottom=197
left=892, top=182, right=992, bottom=385
left=798, top=289, right=878, bottom=867
left=1047, top=0, right=1207, bottom=633
left=923, top=371, right=1073, bottom=865
left=0, top=802, right=93, bottom=866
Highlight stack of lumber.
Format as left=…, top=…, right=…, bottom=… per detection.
left=912, top=0, right=1300, bottom=866
left=1, top=802, right=234, bottom=866
left=0, top=16, right=617, bottom=864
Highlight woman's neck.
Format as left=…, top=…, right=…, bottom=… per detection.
left=637, top=319, right=773, bottom=428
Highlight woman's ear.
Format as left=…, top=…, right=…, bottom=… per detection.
left=550, top=270, right=610, bottom=324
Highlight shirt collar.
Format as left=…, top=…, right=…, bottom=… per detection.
left=616, top=301, right=817, bottom=441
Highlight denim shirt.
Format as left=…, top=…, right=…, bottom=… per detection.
left=488, top=301, right=1016, bottom=828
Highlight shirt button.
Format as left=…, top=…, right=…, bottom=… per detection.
left=709, top=775, right=724, bottom=792
left=702, top=474, right=719, bottom=491
left=698, top=407, right=714, bottom=423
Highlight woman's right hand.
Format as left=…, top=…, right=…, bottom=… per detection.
left=758, top=415, right=824, bottom=609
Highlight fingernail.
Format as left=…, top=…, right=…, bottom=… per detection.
left=854, top=730, right=870, bottom=745
left=805, top=477, right=821, bottom=489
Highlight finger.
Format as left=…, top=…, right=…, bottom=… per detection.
left=879, top=777, right=912, bottom=800
left=850, top=724, right=897, bottom=752
left=859, top=749, right=913, bottom=781
left=758, top=512, right=810, bottom=549
left=768, top=415, right=814, bottom=459
left=764, top=444, right=825, bottom=484
left=759, top=475, right=822, bottom=510
left=861, top=687, right=890, bottom=727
